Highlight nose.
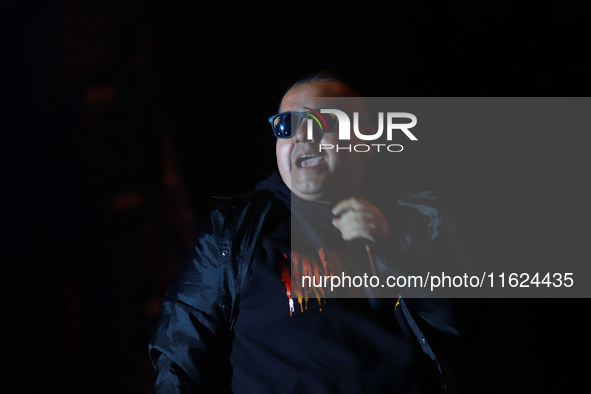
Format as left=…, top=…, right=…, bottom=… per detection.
left=294, top=118, right=320, bottom=143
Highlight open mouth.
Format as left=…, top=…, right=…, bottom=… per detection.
left=296, top=154, right=326, bottom=168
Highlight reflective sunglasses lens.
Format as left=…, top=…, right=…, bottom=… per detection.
left=271, top=110, right=338, bottom=138
left=273, top=113, right=292, bottom=138
left=307, top=110, right=338, bottom=133
left=322, top=112, right=338, bottom=132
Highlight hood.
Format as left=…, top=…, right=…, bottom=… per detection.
left=255, top=171, right=291, bottom=207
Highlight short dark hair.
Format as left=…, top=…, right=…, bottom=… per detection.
left=287, top=71, right=352, bottom=90
left=280, top=71, right=362, bottom=111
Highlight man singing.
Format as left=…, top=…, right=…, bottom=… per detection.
left=149, top=73, right=469, bottom=393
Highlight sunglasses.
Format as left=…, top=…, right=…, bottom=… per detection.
left=268, top=107, right=339, bottom=139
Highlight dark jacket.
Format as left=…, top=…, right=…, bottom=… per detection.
left=149, top=173, right=470, bottom=393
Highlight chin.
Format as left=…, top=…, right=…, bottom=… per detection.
left=293, top=178, right=323, bottom=194
left=293, top=191, right=323, bottom=202
left=292, top=182, right=329, bottom=201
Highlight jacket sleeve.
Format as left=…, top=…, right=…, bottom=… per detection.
left=373, top=191, right=471, bottom=334
left=148, top=206, right=234, bottom=393
left=374, top=191, right=472, bottom=278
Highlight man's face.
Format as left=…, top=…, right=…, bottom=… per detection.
left=276, top=81, right=371, bottom=203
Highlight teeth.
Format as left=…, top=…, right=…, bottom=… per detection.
left=296, top=154, right=319, bottom=167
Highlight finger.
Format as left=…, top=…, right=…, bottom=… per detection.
left=332, top=217, right=341, bottom=229
left=333, top=214, right=368, bottom=230
left=341, top=226, right=375, bottom=242
left=337, top=210, right=373, bottom=227
left=338, top=216, right=373, bottom=235
left=331, top=197, right=367, bottom=216
left=331, top=198, right=355, bottom=217
left=339, top=213, right=386, bottom=241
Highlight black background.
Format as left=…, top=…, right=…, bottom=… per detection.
left=3, top=1, right=590, bottom=393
